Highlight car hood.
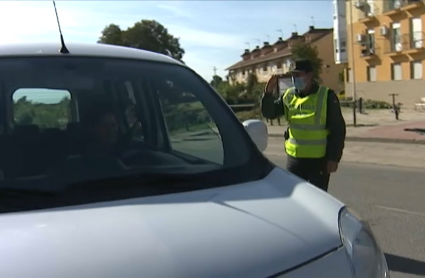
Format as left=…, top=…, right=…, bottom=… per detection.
left=0, top=167, right=344, bottom=278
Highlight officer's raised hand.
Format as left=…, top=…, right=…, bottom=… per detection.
left=264, top=75, right=278, bottom=94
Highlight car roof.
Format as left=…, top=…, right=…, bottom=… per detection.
left=0, top=42, right=183, bottom=65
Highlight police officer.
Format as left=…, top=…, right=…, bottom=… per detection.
left=261, top=59, right=346, bottom=191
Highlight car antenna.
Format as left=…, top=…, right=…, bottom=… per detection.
left=52, top=1, right=69, bottom=54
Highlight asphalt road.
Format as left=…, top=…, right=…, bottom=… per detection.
left=269, top=156, right=425, bottom=278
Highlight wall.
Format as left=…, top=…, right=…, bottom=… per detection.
left=345, top=79, right=425, bottom=107
left=312, top=32, right=346, bottom=92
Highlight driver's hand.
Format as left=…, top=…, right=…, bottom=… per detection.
left=264, top=75, right=278, bottom=94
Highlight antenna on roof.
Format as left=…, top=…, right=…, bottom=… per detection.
left=276, top=29, right=283, bottom=37
left=266, top=34, right=270, bottom=42
left=245, top=42, right=250, bottom=49
left=52, top=1, right=69, bottom=54
left=311, top=16, right=315, bottom=26
left=293, top=24, right=297, bottom=32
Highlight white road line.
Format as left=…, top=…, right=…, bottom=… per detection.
left=375, top=205, right=425, bottom=217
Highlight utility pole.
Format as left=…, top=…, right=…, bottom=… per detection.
left=348, top=0, right=357, bottom=126
left=213, top=66, right=217, bottom=76
left=389, top=93, right=400, bottom=120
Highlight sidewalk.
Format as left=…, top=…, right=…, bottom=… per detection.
left=266, top=108, right=425, bottom=144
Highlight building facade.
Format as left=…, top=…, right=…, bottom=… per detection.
left=345, top=0, right=425, bottom=106
left=333, top=0, right=349, bottom=64
left=226, top=26, right=345, bottom=92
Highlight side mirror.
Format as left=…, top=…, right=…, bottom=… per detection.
left=242, top=119, right=268, bottom=152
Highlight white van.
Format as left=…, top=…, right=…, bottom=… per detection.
left=0, top=43, right=388, bottom=278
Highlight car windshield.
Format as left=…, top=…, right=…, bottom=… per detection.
left=0, top=56, right=270, bottom=212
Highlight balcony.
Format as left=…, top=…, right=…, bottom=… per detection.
left=383, top=32, right=425, bottom=56
left=359, top=41, right=379, bottom=60
left=358, top=3, right=380, bottom=24
left=404, top=32, right=425, bottom=54
left=383, top=34, right=407, bottom=56
left=400, top=0, right=424, bottom=11
left=382, top=0, right=403, bottom=16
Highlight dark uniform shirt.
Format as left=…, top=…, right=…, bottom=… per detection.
left=261, top=82, right=346, bottom=163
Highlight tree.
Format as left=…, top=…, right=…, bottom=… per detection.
left=291, top=42, right=323, bottom=80
left=98, top=20, right=185, bottom=61
left=210, top=75, right=223, bottom=88
left=98, top=24, right=123, bottom=45
left=338, top=70, right=345, bottom=84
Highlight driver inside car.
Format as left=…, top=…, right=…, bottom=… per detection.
left=82, top=104, right=119, bottom=157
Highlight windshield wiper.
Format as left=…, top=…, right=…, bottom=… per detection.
left=65, top=172, right=206, bottom=192
left=0, top=188, right=59, bottom=198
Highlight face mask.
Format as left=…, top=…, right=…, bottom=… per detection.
left=292, top=76, right=306, bottom=91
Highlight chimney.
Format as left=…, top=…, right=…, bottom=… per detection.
left=251, top=46, right=261, bottom=58
left=291, top=32, right=298, bottom=37
left=261, top=42, right=272, bottom=56
left=241, top=49, right=251, bottom=61
left=309, top=25, right=314, bottom=31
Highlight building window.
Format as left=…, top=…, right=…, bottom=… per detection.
left=411, top=61, right=423, bottom=79
left=340, top=40, right=346, bottom=53
left=277, top=63, right=282, bottom=69
left=334, top=39, right=339, bottom=53
left=263, top=65, right=267, bottom=72
left=13, top=89, right=71, bottom=129
left=391, top=22, right=402, bottom=52
left=367, top=66, right=376, bottom=81
left=367, top=29, right=375, bottom=52
left=411, top=17, right=423, bottom=49
left=391, top=63, right=402, bottom=80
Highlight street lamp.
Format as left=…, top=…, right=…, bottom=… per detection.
left=348, top=0, right=358, bottom=126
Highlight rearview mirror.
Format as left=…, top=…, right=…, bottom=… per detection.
left=242, top=119, right=268, bottom=152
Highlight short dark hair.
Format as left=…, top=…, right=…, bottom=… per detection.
left=82, top=101, right=116, bottom=129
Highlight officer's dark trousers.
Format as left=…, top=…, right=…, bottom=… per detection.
left=286, top=155, right=330, bottom=192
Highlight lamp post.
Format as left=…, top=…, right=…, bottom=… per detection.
left=348, top=0, right=358, bottom=126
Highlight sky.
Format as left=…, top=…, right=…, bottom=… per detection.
left=0, top=1, right=333, bottom=102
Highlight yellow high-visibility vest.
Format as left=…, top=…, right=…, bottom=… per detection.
left=282, top=86, right=329, bottom=158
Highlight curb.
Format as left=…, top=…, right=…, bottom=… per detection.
left=267, top=133, right=425, bottom=145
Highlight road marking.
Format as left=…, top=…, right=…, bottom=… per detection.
left=375, top=205, right=425, bottom=217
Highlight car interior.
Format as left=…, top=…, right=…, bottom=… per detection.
left=0, top=74, right=220, bottom=191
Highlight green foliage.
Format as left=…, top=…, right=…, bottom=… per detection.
left=13, top=96, right=71, bottom=129
left=338, top=70, right=345, bottom=84
left=210, top=75, right=223, bottom=88
left=98, top=20, right=185, bottom=61
left=291, top=42, right=323, bottom=80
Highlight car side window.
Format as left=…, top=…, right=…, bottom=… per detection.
left=157, top=82, right=224, bottom=165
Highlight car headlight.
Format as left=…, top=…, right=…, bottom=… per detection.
left=339, top=207, right=389, bottom=278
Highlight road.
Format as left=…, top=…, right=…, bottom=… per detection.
left=269, top=156, right=425, bottom=278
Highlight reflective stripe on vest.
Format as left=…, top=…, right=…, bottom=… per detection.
left=282, top=86, right=329, bottom=158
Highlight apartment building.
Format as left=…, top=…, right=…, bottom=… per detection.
left=333, top=0, right=349, bottom=64
left=226, top=26, right=345, bottom=92
left=346, top=0, right=425, bottom=106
